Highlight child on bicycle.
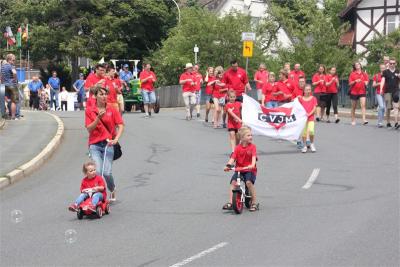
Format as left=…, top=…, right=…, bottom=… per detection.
left=223, top=126, right=259, bottom=212
left=68, top=161, right=106, bottom=212
left=225, top=90, right=242, bottom=153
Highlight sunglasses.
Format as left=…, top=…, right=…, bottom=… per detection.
left=390, top=62, right=396, bottom=65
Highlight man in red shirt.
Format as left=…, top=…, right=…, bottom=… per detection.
left=223, top=59, right=251, bottom=102
left=254, top=63, right=269, bottom=103
left=290, top=63, right=305, bottom=84
left=84, top=63, right=107, bottom=109
left=193, top=64, right=203, bottom=118
left=179, top=63, right=197, bottom=120
left=139, top=63, right=157, bottom=118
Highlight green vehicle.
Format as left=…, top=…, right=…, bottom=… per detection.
left=123, top=79, right=144, bottom=112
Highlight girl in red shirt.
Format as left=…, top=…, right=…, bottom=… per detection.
left=312, top=64, right=327, bottom=122
left=85, top=86, right=124, bottom=201
left=204, top=67, right=215, bottom=123
left=348, top=62, right=369, bottom=125
left=372, top=64, right=387, bottom=127
left=212, top=66, right=227, bottom=128
left=225, top=90, right=242, bottom=152
left=262, top=72, right=279, bottom=108
left=223, top=126, right=258, bottom=212
left=298, top=84, right=318, bottom=153
left=68, top=161, right=106, bottom=212
left=325, top=67, right=340, bottom=123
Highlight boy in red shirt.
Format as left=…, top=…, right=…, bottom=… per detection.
left=225, top=90, right=242, bottom=152
left=68, top=161, right=106, bottom=212
left=298, top=84, right=318, bottom=153
left=223, top=126, right=259, bottom=212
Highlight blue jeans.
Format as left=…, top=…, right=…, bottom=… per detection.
left=75, top=192, right=103, bottom=206
left=89, top=141, right=115, bottom=192
left=50, top=89, right=59, bottom=109
left=142, top=90, right=156, bottom=104
left=266, top=101, right=278, bottom=108
left=375, top=94, right=386, bottom=125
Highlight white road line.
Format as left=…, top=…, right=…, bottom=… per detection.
left=302, top=168, right=320, bottom=189
left=169, top=242, right=228, bottom=267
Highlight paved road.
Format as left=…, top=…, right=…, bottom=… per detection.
left=1, top=109, right=399, bottom=266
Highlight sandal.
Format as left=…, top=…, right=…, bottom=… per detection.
left=222, top=203, right=232, bottom=210
left=249, top=203, right=259, bottom=212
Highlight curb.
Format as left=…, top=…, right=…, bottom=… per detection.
left=0, top=112, right=64, bottom=189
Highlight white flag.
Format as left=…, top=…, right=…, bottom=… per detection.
left=242, top=94, right=307, bottom=140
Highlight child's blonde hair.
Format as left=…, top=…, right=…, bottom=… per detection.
left=82, top=161, right=96, bottom=174
left=227, top=89, right=236, bottom=97
left=238, top=126, right=252, bottom=140
left=214, top=66, right=224, bottom=76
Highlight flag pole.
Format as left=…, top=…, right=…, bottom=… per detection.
left=27, top=49, right=30, bottom=80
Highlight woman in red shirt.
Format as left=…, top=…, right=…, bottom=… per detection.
left=85, top=86, right=124, bottom=201
left=372, top=64, right=386, bottom=127
left=204, top=66, right=215, bottom=123
left=348, top=62, right=369, bottom=125
left=212, top=66, right=227, bottom=128
left=261, top=72, right=279, bottom=108
left=105, top=67, right=122, bottom=112
left=312, top=64, right=327, bottom=121
left=325, top=67, right=340, bottom=123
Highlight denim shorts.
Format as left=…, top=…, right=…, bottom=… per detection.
left=230, top=171, right=256, bottom=184
left=205, top=94, right=212, bottom=103
left=142, top=90, right=156, bottom=104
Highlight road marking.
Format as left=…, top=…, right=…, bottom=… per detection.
left=169, top=242, right=228, bottom=267
left=302, top=168, right=320, bottom=189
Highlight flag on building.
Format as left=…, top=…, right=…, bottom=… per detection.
left=242, top=94, right=307, bottom=140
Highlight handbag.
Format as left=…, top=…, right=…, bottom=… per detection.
left=97, top=116, right=123, bottom=161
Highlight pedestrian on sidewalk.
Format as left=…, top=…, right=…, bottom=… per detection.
left=1, top=54, right=18, bottom=120
left=373, top=64, right=387, bottom=128
left=179, top=63, right=197, bottom=120
left=59, top=86, right=68, bottom=111
left=48, top=71, right=61, bottom=110
left=28, top=76, right=44, bottom=110
left=380, top=58, right=400, bottom=129
left=73, top=73, right=86, bottom=110
left=85, top=85, right=124, bottom=201
left=348, top=62, right=369, bottom=126
left=325, top=67, right=340, bottom=123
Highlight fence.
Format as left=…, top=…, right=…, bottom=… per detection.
left=156, top=79, right=378, bottom=109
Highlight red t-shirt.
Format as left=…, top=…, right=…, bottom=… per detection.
left=139, top=70, right=156, bottom=91
left=179, top=72, right=196, bottom=93
left=212, top=80, right=227, bottom=98
left=299, top=96, right=318, bottom=121
left=325, top=74, right=339, bottom=94
left=193, top=71, right=203, bottom=91
left=373, top=73, right=384, bottom=95
left=312, top=73, right=327, bottom=93
left=289, top=70, right=305, bottom=84
left=349, top=71, right=369, bottom=95
left=85, top=105, right=124, bottom=145
left=85, top=73, right=106, bottom=108
left=232, top=143, right=257, bottom=175
left=275, top=81, right=292, bottom=102
left=105, top=78, right=121, bottom=104
left=205, top=76, right=215, bottom=95
left=80, top=175, right=107, bottom=200
left=263, top=82, right=282, bottom=102
left=291, top=84, right=303, bottom=98
left=254, top=70, right=269, bottom=89
left=283, top=79, right=297, bottom=100
left=223, top=67, right=248, bottom=96
left=225, top=101, right=242, bottom=129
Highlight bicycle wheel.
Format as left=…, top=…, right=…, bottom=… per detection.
left=232, top=190, right=243, bottom=214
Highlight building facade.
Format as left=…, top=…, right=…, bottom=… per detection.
left=339, top=0, right=400, bottom=54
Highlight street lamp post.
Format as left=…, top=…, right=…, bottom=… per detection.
left=171, top=0, right=181, bottom=24
left=194, top=44, right=199, bottom=64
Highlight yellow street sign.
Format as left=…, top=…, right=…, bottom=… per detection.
left=243, top=41, right=253, bottom=57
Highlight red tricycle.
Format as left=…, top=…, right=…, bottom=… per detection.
left=76, top=188, right=110, bottom=220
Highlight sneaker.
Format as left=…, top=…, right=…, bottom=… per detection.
left=316, top=117, right=320, bottom=122
left=306, top=140, right=311, bottom=149
left=222, top=123, right=226, bottom=128
left=149, top=111, right=152, bottom=117
left=296, top=141, right=304, bottom=149
left=396, top=123, right=400, bottom=130
left=335, top=119, right=340, bottom=123
left=205, top=118, right=208, bottom=123
left=378, top=123, right=383, bottom=128
left=144, top=114, right=149, bottom=118
left=68, top=204, right=78, bottom=212
left=387, top=123, right=392, bottom=128
left=301, top=146, right=307, bottom=153
left=310, top=143, right=316, bottom=152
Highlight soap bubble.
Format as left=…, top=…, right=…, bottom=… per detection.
left=10, top=210, right=23, bottom=224
left=65, top=229, right=77, bottom=244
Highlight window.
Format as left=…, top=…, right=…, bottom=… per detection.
left=387, top=14, right=399, bottom=34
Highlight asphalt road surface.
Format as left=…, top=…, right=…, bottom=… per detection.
left=1, top=109, right=399, bottom=267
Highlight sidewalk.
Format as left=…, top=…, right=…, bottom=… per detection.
left=0, top=111, right=64, bottom=188
left=338, top=107, right=396, bottom=121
